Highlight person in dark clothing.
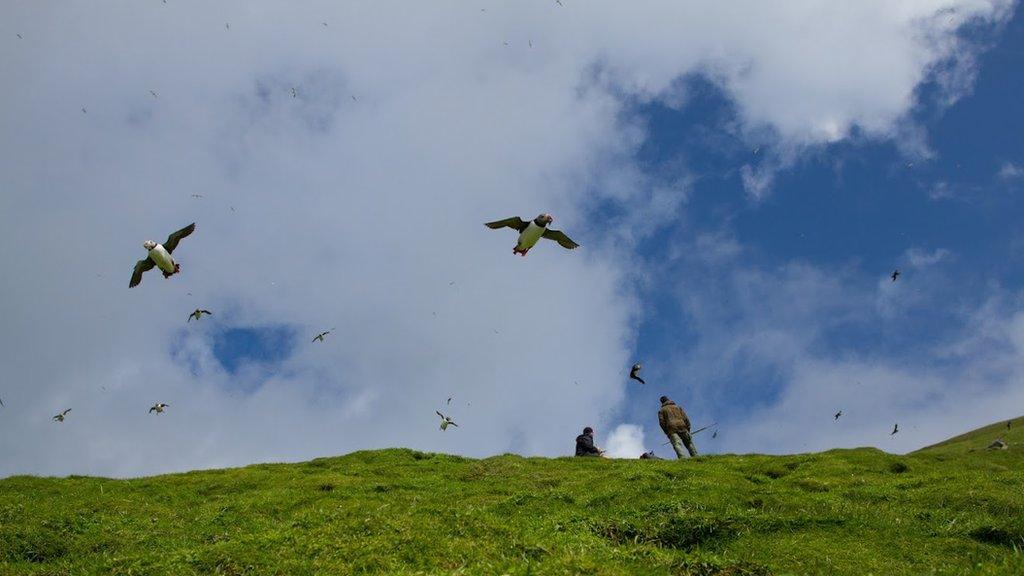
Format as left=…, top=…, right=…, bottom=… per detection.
left=639, top=451, right=664, bottom=460
left=658, top=396, right=698, bottom=458
left=575, top=426, right=604, bottom=457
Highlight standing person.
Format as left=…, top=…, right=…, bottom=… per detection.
left=658, top=396, right=698, bottom=458
left=575, top=426, right=604, bottom=457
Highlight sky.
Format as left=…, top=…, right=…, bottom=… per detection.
left=1, top=1, right=1023, bottom=476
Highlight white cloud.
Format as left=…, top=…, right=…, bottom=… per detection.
left=0, top=1, right=1013, bottom=476
left=604, top=424, right=648, bottom=459
left=906, top=247, right=951, bottom=268
left=998, top=161, right=1023, bottom=180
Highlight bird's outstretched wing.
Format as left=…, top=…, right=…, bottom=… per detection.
left=436, top=411, right=444, bottom=418
left=484, top=217, right=528, bottom=232
left=164, top=222, right=196, bottom=254
left=449, top=421, right=458, bottom=427
left=149, top=406, right=157, bottom=412
left=130, top=258, right=155, bottom=288
left=63, top=409, right=72, bottom=416
left=542, top=229, right=580, bottom=249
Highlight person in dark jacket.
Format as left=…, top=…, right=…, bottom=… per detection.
left=658, top=396, right=697, bottom=458
left=575, top=426, right=604, bottom=457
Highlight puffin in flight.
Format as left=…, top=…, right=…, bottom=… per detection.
left=484, top=214, right=579, bottom=256
left=149, top=403, right=170, bottom=414
left=629, top=363, right=645, bottom=385
left=436, top=411, right=458, bottom=431
left=53, top=409, right=72, bottom=422
left=129, top=223, right=196, bottom=288
left=188, top=309, right=212, bottom=322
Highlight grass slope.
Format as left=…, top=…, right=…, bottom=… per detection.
left=2, top=432, right=1023, bottom=575
left=915, top=416, right=1021, bottom=456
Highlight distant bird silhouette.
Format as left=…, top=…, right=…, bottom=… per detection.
left=351, top=95, right=358, bottom=102
left=312, top=329, right=333, bottom=343
left=322, top=22, right=328, bottom=27
left=629, top=363, right=645, bottom=385
left=891, top=423, right=899, bottom=435
left=81, top=107, right=87, bottom=114
left=225, top=22, right=230, bottom=30
left=188, top=309, right=212, bottom=322
left=891, top=269, right=900, bottom=282
left=712, top=430, right=718, bottom=439
left=191, top=194, right=203, bottom=198
left=53, top=409, right=72, bottom=422
left=291, top=87, right=297, bottom=98
left=447, top=397, right=452, bottom=406
left=0, top=396, right=4, bottom=407
left=149, top=403, right=170, bottom=414
left=436, top=411, right=458, bottom=431
left=834, top=411, right=842, bottom=421
left=529, top=40, right=533, bottom=47
left=149, top=90, right=158, bottom=98
left=555, top=0, right=563, bottom=5
left=16, top=33, right=22, bottom=39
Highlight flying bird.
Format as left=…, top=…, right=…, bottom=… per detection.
left=149, top=403, right=170, bottom=414
left=129, top=223, right=196, bottom=288
left=351, top=95, right=358, bottom=102
left=188, top=309, right=212, bottom=322
left=712, top=430, right=718, bottom=439
left=436, top=411, right=458, bottom=431
left=312, top=329, right=333, bottom=342
left=484, top=213, right=579, bottom=256
left=555, top=0, right=563, bottom=5
left=529, top=40, right=533, bottom=47
left=891, top=423, right=899, bottom=435
left=149, top=90, right=158, bottom=98
left=629, top=362, right=645, bottom=385
left=225, top=22, right=230, bottom=29
left=891, top=269, right=900, bottom=282
left=322, top=22, right=328, bottom=27
left=53, top=409, right=72, bottom=422
left=191, top=194, right=203, bottom=198
left=81, top=107, right=87, bottom=114
left=291, top=87, right=297, bottom=98
left=0, top=396, right=4, bottom=407
left=16, top=33, right=22, bottom=39
left=447, top=397, right=452, bottom=406
left=834, top=411, right=842, bottom=421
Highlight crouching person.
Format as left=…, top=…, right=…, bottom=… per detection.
left=575, top=426, right=604, bottom=457
left=658, top=396, right=698, bottom=459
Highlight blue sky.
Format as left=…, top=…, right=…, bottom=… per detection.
left=2, top=1, right=1023, bottom=476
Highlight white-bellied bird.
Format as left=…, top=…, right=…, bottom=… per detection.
left=436, top=411, right=458, bottom=431
left=129, top=223, right=196, bottom=288
left=53, top=409, right=71, bottom=422
left=149, top=403, right=170, bottom=414
left=484, top=213, right=578, bottom=256
left=188, top=309, right=212, bottom=322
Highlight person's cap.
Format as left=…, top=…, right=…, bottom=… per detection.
left=583, top=426, right=594, bottom=434
left=659, top=396, right=669, bottom=403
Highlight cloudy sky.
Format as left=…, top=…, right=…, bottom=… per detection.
left=2, top=1, right=1023, bottom=477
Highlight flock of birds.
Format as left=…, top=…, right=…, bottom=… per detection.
left=1, top=208, right=997, bottom=450
left=34, top=212, right=582, bottom=433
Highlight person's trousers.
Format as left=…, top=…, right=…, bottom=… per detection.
left=668, top=431, right=698, bottom=459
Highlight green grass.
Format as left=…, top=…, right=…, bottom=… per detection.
left=2, top=421, right=1023, bottom=575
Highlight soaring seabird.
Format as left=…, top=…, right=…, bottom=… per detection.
left=53, top=409, right=71, bottom=422
left=891, top=423, right=899, bottom=435
left=629, top=362, right=645, bottom=385
left=129, top=223, right=195, bottom=288
left=312, top=329, right=333, bottom=343
left=834, top=411, right=842, bottom=421
left=188, top=309, right=212, bottom=322
left=891, top=269, right=900, bottom=282
left=436, top=411, right=458, bottom=431
left=149, top=403, right=170, bottom=414
left=484, top=213, right=579, bottom=256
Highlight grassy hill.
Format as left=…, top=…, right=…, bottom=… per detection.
left=2, top=426, right=1023, bottom=575
left=915, top=416, right=1020, bottom=456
